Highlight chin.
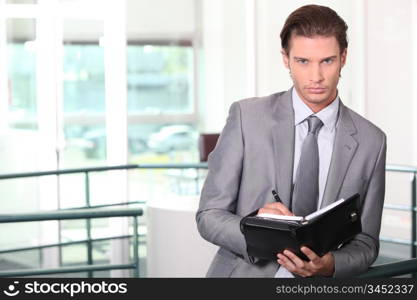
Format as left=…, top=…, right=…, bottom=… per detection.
left=304, top=95, right=329, bottom=104
left=308, top=97, right=329, bottom=104
left=311, top=90, right=334, bottom=99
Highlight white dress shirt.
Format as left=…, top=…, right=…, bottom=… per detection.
left=275, top=87, right=340, bottom=278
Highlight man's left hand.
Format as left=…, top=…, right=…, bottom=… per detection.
left=277, top=246, right=335, bottom=277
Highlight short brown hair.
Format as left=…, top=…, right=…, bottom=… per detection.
left=280, top=5, right=348, bottom=55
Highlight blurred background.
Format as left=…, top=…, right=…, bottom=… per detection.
left=0, top=0, right=416, bottom=277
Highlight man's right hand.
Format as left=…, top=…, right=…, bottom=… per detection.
left=257, top=202, right=294, bottom=216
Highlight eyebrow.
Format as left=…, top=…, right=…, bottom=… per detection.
left=293, top=55, right=337, bottom=61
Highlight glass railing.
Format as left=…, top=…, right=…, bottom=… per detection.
left=0, top=207, right=142, bottom=277
left=0, top=163, right=207, bottom=277
left=0, top=162, right=415, bottom=278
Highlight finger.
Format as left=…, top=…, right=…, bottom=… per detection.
left=263, top=202, right=283, bottom=210
left=283, top=250, right=305, bottom=268
left=265, top=202, right=293, bottom=215
left=275, top=203, right=294, bottom=216
left=277, top=253, right=296, bottom=271
left=257, top=208, right=283, bottom=215
left=277, top=253, right=312, bottom=277
left=301, top=246, right=321, bottom=264
left=258, top=206, right=288, bottom=216
left=264, top=203, right=294, bottom=216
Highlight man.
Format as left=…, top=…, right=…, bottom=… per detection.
left=196, top=4, right=386, bottom=278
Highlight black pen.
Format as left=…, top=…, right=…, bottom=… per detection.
left=272, top=190, right=282, bottom=203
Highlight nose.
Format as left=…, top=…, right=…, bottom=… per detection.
left=309, top=64, right=324, bottom=83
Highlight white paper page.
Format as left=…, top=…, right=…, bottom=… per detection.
left=304, top=198, right=346, bottom=221
left=257, top=213, right=304, bottom=221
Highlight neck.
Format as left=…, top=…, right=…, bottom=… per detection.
left=304, top=98, right=335, bottom=113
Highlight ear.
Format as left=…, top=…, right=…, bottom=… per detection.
left=281, top=49, right=290, bottom=69
left=340, top=48, right=347, bottom=67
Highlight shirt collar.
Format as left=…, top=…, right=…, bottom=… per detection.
left=292, top=87, right=339, bottom=132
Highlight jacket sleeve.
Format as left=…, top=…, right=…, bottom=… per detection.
left=196, top=101, right=256, bottom=264
left=331, top=132, right=387, bottom=277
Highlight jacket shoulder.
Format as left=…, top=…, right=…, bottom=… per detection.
left=345, top=106, right=386, bottom=142
left=233, top=91, right=287, bottom=113
left=237, top=91, right=285, bottom=105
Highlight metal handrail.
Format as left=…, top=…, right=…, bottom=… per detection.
left=63, top=201, right=143, bottom=210
left=0, top=263, right=137, bottom=278
left=0, top=207, right=143, bottom=278
left=0, top=235, right=134, bottom=254
left=359, top=258, right=417, bottom=278
left=0, top=162, right=409, bottom=186
left=0, top=207, right=142, bottom=223
left=380, top=236, right=417, bottom=247
left=383, top=203, right=417, bottom=212
left=0, top=163, right=208, bottom=180
left=386, top=164, right=417, bottom=173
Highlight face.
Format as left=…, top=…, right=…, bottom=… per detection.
left=282, top=34, right=347, bottom=113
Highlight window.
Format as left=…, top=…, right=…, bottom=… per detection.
left=127, top=44, right=194, bottom=114
left=126, top=43, right=198, bottom=163
left=7, top=19, right=37, bottom=130
left=63, top=43, right=105, bottom=114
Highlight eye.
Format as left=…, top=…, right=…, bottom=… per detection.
left=296, top=59, right=308, bottom=64
left=322, top=58, right=334, bottom=64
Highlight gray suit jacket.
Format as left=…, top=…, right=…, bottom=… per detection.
left=196, top=88, right=387, bottom=278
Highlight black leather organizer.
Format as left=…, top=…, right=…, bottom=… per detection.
left=240, top=193, right=362, bottom=261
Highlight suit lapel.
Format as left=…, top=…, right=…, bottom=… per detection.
left=320, top=102, right=358, bottom=208
left=271, top=93, right=358, bottom=209
left=272, top=89, right=295, bottom=208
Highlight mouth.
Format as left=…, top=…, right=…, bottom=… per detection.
left=306, top=87, right=327, bottom=94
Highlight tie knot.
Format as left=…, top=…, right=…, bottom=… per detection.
left=306, top=116, right=323, bottom=134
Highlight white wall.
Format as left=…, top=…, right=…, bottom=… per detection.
left=8, top=0, right=195, bottom=41
left=197, top=0, right=253, bottom=133
left=126, top=0, right=195, bottom=39
left=364, top=0, right=415, bottom=166
left=199, top=0, right=417, bottom=167
left=363, top=0, right=417, bottom=227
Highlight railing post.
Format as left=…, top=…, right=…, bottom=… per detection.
left=412, top=173, right=417, bottom=278
left=85, top=171, right=93, bottom=278
left=133, top=216, right=139, bottom=277
left=412, top=173, right=416, bottom=258
left=195, top=167, right=199, bottom=195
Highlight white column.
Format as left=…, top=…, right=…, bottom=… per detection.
left=103, top=0, right=129, bottom=277
left=0, top=2, right=8, bottom=131
left=347, top=0, right=366, bottom=116
left=199, top=0, right=253, bottom=133
left=413, top=0, right=417, bottom=166
left=245, top=0, right=257, bottom=97
left=364, top=0, right=414, bottom=165
left=37, top=0, right=61, bottom=269
left=199, top=0, right=225, bottom=133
